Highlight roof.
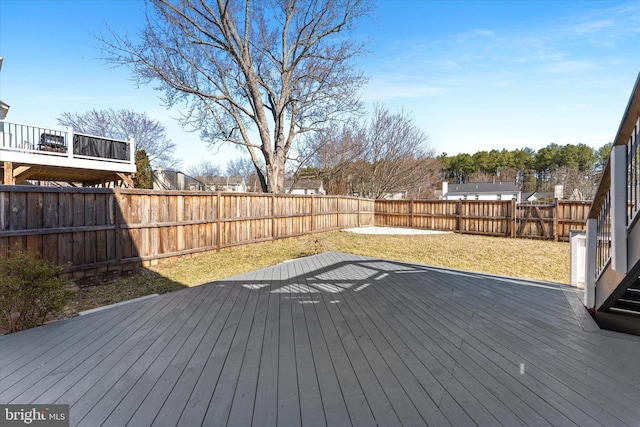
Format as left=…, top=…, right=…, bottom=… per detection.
left=523, top=191, right=555, bottom=201
left=0, top=100, right=9, bottom=120
left=284, top=178, right=323, bottom=189
left=198, top=176, right=245, bottom=186
left=446, top=181, right=520, bottom=194
left=2, top=252, right=638, bottom=425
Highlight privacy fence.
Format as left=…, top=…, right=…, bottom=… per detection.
left=0, top=186, right=374, bottom=277
left=0, top=186, right=589, bottom=277
left=374, top=199, right=590, bottom=242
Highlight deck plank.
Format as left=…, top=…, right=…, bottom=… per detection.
left=226, top=270, right=271, bottom=427
left=251, top=259, right=281, bottom=427
left=2, top=252, right=640, bottom=427
left=7, top=293, right=181, bottom=404
left=149, top=279, right=245, bottom=426
left=289, top=259, right=327, bottom=427
left=126, top=279, right=236, bottom=426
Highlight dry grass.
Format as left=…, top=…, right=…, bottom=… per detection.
left=63, top=230, right=569, bottom=318
left=150, top=231, right=569, bottom=286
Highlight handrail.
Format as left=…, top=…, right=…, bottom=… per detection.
left=585, top=71, right=640, bottom=311
left=589, top=71, right=640, bottom=220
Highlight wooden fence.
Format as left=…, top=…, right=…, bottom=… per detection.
left=374, top=199, right=591, bottom=242
left=0, top=185, right=591, bottom=276
left=0, top=186, right=374, bottom=277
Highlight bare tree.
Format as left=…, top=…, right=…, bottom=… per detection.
left=305, top=105, right=439, bottom=199
left=186, top=160, right=221, bottom=178
left=98, top=0, right=371, bottom=193
left=58, top=108, right=179, bottom=168
left=226, top=156, right=261, bottom=190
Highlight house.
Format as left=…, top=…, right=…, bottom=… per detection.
left=521, top=191, right=555, bottom=203
left=152, top=169, right=247, bottom=192
left=441, top=181, right=521, bottom=203
left=153, top=167, right=188, bottom=190
left=381, top=190, right=408, bottom=200
left=283, top=178, right=326, bottom=195
left=193, top=176, right=247, bottom=192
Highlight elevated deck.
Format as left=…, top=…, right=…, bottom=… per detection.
left=1, top=253, right=638, bottom=426
left=1, top=120, right=135, bottom=187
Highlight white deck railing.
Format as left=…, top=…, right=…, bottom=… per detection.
left=0, top=119, right=135, bottom=173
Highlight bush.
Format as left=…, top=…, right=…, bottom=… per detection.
left=0, top=250, right=74, bottom=333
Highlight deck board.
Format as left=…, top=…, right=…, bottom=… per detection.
left=2, top=252, right=640, bottom=427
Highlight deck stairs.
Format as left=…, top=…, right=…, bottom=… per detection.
left=586, top=71, right=640, bottom=335
left=610, top=280, right=640, bottom=316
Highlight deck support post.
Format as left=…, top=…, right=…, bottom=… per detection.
left=2, top=161, right=13, bottom=185
left=610, top=145, right=628, bottom=274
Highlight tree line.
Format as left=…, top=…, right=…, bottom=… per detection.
left=439, top=143, right=612, bottom=199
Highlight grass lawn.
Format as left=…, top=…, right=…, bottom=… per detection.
left=64, top=230, right=570, bottom=316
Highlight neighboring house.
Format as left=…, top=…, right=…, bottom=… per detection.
left=442, top=181, right=521, bottom=203
left=153, top=167, right=188, bottom=190
left=521, top=191, right=555, bottom=203
left=284, top=179, right=326, bottom=195
left=153, top=169, right=248, bottom=192
left=192, top=176, right=247, bottom=192
left=381, top=190, right=408, bottom=200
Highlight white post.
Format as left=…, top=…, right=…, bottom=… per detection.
left=129, top=138, right=135, bottom=166
left=585, top=218, right=597, bottom=309
left=66, top=126, right=73, bottom=159
left=610, top=145, right=628, bottom=274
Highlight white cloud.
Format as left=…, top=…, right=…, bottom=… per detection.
left=571, top=19, right=614, bottom=35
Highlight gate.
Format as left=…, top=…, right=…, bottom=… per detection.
left=516, top=204, right=555, bottom=239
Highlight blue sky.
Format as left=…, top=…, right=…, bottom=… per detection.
left=1, top=0, right=639, bottom=171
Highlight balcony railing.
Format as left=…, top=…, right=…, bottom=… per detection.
left=586, top=71, right=640, bottom=310
left=595, top=190, right=611, bottom=277
left=0, top=119, right=135, bottom=171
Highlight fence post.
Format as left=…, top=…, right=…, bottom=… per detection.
left=113, top=188, right=122, bottom=267
left=216, top=191, right=222, bottom=251
left=457, top=200, right=462, bottom=234
left=336, top=197, right=340, bottom=229
left=272, top=193, right=276, bottom=241
left=357, top=197, right=360, bottom=227
left=511, top=198, right=516, bottom=238
left=410, top=199, right=414, bottom=228
left=311, top=195, right=315, bottom=232
left=553, top=199, right=559, bottom=241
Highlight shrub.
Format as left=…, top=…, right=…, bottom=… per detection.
left=0, top=250, right=74, bottom=333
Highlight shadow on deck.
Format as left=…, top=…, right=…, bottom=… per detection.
left=1, top=252, right=639, bottom=426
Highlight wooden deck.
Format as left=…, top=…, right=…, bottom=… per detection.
left=1, top=252, right=639, bottom=426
